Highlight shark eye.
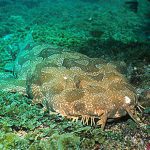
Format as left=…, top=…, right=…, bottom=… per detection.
left=63, top=76, right=68, bottom=80
left=124, top=96, right=131, bottom=104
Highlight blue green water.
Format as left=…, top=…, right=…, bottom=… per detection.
left=0, top=0, right=150, bottom=149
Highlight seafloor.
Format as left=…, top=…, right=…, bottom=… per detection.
left=0, top=0, right=150, bottom=150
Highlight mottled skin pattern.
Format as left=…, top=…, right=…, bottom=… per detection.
left=27, top=52, right=140, bottom=129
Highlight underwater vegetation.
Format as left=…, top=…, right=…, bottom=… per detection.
left=0, top=91, right=149, bottom=149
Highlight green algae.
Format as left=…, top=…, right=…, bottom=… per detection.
left=0, top=91, right=149, bottom=149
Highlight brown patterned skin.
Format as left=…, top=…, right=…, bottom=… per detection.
left=26, top=52, right=140, bottom=129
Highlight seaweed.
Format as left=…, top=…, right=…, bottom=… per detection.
left=0, top=91, right=149, bottom=149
